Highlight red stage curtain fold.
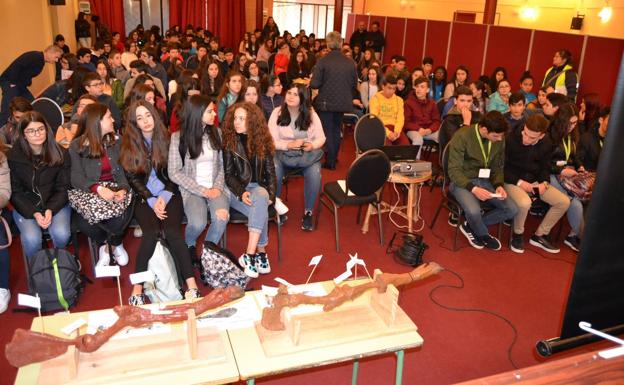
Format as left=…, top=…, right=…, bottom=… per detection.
left=207, top=0, right=246, bottom=51
left=169, top=0, right=207, bottom=32
left=88, top=0, right=125, bottom=38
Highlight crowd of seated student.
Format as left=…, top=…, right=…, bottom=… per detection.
left=0, top=18, right=613, bottom=313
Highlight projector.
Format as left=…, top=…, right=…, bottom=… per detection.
left=392, top=160, right=432, bottom=175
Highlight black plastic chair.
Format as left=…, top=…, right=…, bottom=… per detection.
left=353, top=114, right=386, bottom=154
left=429, top=143, right=502, bottom=250
left=221, top=205, right=283, bottom=262
left=420, top=139, right=439, bottom=160
left=315, top=149, right=391, bottom=251
left=32, top=97, right=64, bottom=135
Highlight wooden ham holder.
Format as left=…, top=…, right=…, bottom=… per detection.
left=255, top=269, right=418, bottom=357
left=35, top=309, right=227, bottom=385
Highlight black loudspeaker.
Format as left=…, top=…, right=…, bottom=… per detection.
left=49, top=0, right=66, bottom=5
left=571, top=17, right=584, bottom=30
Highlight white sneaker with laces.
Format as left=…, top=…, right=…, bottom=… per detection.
left=113, top=244, right=129, bottom=266
left=0, top=288, right=10, bottom=314
left=97, top=245, right=111, bottom=267
left=274, top=197, right=289, bottom=215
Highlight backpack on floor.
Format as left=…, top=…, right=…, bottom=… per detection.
left=200, top=242, right=249, bottom=289
left=28, top=248, right=83, bottom=312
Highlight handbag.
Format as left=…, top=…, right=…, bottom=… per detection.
left=0, top=213, right=12, bottom=250
left=143, top=240, right=183, bottom=303
left=557, top=171, right=596, bottom=203
left=68, top=181, right=133, bottom=225
left=276, top=148, right=323, bottom=169
left=200, top=242, right=249, bottom=289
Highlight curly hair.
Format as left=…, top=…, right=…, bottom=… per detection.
left=221, top=102, right=274, bottom=159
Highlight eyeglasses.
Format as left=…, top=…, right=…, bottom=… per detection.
left=88, top=81, right=104, bottom=87
left=24, top=127, right=46, bottom=136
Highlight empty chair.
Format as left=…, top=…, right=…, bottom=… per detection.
left=315, top=149, right=391, bottom=251
left=32, top=97, right=64, bottom=134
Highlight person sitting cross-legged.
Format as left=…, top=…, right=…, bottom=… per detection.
left=448, top=111, right=517, bottom=250
left=504, top=114, right=570, bottom=253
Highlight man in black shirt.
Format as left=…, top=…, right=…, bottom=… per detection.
left=504, top=114, right=570, bottom=253
left=0, top=45, right=62, bottom=124
left=349, top=21, right=368, bottom=49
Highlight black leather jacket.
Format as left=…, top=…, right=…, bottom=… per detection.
left=223, top=139, right=276, bottom=203
left=125, top=161, right=179, bottom=203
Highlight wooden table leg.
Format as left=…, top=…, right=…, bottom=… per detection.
left=362, top=204, right=373, bottom=234
left=406, top=185, right=415, bottom=233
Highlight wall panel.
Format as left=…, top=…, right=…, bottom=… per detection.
left=447, top=22, right=487, bottom=81
left=423, top=20, right=450, bottom=68
left=383, top=17, right=406, bottom=62
left=578, top=37, right=624, bottom=105
left=346, top=13, right=355, bottom=38
left=484, top=26, right=532, bottom=89
left=403, top=18, right=426, bottom=69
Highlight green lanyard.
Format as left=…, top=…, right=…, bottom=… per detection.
left=562, top=136, right=571, bottom=162
left=474, top=125, right=491, bottom=167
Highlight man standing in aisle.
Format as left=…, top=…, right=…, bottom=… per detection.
left=447, top=111, right=517, bottom=250
left=0, top=45, right=62, bottom=124
left=310, top=31, right=358, bottom=170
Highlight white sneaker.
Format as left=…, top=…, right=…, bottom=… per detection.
left=0, top=288, right=10, bottom=314
left=97, top=245, right=111, bottom=267
left=113, top=244, right=129, bottom=266
left=274, top=197, right=289, bottom=215
left=133, top=227, right=143, bottom=238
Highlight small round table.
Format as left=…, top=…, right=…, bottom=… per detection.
left=362, top=171, right=432, bottom=234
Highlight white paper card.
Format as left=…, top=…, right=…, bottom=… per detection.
left=150, top=309, right=174, bottom=315
left=62, top=318, right=87, bottom=335
left=261, top=285, right=278, bottom=296
left=556, top=160, right=567, bottom=166
left=478, top=168, right=491, bottom=178
left=490, top=193, right=502, bottom=198
left=196, top=295, right=261, bottom=331
left=334, top=269, right=352, bottom=284
left=61, top=69, right=74, bottom=80
left=130, top=270, right=154, bottom=285
left=274, top=277, right=294, bottom=287
left=95, top=265, right=121, bottom=278
left=18, top=293, right=41, bottom=309
left=308, top=255, right=323, bottom=266
left=337, top=180, right=356, bottom=196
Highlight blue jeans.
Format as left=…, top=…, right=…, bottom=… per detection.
left=274, top=157, right=321, bottom=212
left=318, top=111, right=343, bottom=168
left=450, top=179, right=518, bottom=238
left=550, top=175, right=583, bottom=236
left=183, top=192, right=229, bottom=246
left=227, top=183, right=270, bottom=247
left=13, top=205, right=72, bottom=259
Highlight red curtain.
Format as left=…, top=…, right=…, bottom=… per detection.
left=169, top=0, right=207, bottom=32
left=88, top=0, right=125, bottom=38
left=207, top=0, right=246, bottom=50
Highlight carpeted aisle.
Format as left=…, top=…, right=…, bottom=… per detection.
left=1, top=134, right=600, bottom=385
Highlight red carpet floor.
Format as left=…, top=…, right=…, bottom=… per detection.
left=0, top=135, right=603, bottom=385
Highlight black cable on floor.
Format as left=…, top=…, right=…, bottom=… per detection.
left=428, top=268, right=520, bottom=370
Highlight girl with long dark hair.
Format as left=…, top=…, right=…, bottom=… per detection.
left=8, top=111, right=71, bottom=259
left=549, top=102, right=583, bottom=252
left=222, top=102, right=276, bottom=277
left=69, top=103, right=133, bottom=267
left=443, top=65, right=469, bottom=101
left=120, top=101, right=200, bottom=305
left=199, top=60, right=224, bottom=98
left=268, top=84, right=326, bottom=231
left=168, top=95, right=229, bottom=262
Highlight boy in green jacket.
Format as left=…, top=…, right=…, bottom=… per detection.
left=447, top=111, right=517, bottom=250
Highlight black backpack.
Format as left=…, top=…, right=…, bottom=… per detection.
left=28, top=248, right=83, bottom=312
